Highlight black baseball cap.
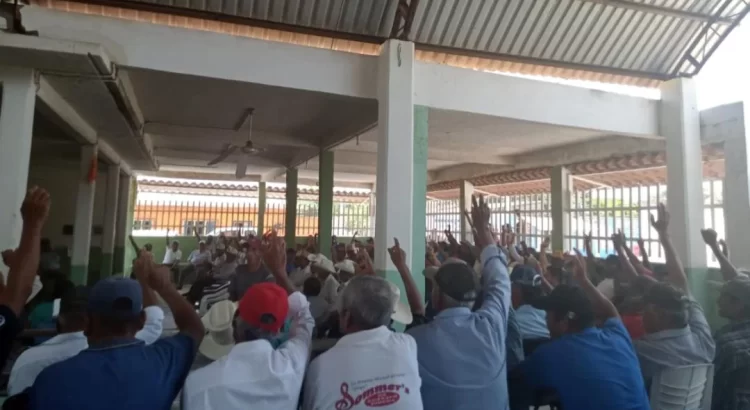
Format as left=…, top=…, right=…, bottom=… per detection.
left=434, top=262, right=478, bottom=302
left=531, top=284, right=595, bottom=324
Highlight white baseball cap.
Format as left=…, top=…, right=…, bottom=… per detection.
left=308, top=254, right=336, bottom=274
left=389, top=283, right=413, bottom=325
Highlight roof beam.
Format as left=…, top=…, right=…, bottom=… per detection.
left=415, top=62, right=660, bottom=137
left=145, top=123, right=318, bottom=149
left=22, top=6, right=379, bottom=100
left=581, top=0, right=732, bottom=25
left=428, top=164, right=514, bottom=184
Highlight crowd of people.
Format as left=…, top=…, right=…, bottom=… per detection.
left=0, top=188, right=748, bottom=410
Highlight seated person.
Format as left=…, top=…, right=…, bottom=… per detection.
left=308, top=254, right=339, bottom=308
left=303, top=277, right=330, bottom=327
left=518, top=253, right=649, bottom=410
left=634, top=204, right=714, bottom=383
left=183, top=238, right=314, bottom=410
left=407, top=235, right=510, bottom=410
left=24, top=258, right=204, bottom=410
left=509, top=265, right=550, bottom=346
left=179, top=241, right=212, bottom=287
left=187, top=246, right=239, bottom=304
left=9, top=284, right=164, bottom=394
left=228, top=240, right=271, bottom=301
left=303, top=276, right=423, bottom=409
left=288, top=250, right=311, bottom=290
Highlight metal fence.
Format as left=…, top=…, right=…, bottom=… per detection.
left=424, top=180, right=725, bottom=264
left=133, top=197, right=373, bottom=238
left=425, top=194, right=552, bottom=249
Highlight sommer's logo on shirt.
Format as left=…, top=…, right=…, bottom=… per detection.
left=335, top=381, right=411, bottom=409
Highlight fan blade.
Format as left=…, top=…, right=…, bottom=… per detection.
left=207, top=144, right=237, bottom=165
left=235, top=154, right=249, bottom=179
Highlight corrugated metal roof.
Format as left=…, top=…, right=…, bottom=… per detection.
left=29, top=0, right=750, bottom=87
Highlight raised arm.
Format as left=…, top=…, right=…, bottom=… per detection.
left=142, top=257, right=204, bottom=345
left=193, top=228, right=201, bottom=241
left=165, top=232, right=170, bottom=246
left=264, top=232, right=295, bottom=295
left=573, top=249, right=619, bottom=320
left=388, top=238, right=425, bottom=316
left=651, top=203, right=689, bottom=293
left=611, top=231, right=640, bottom=282
left=465, top=196, right=510, bottom=321
left=539, top=236, right=551, bottom=276
left=620, top=234, right=649, bottom=276
left=0, top=188, right=50, bottom=315
left=128, top=234, right=141, bottom=255
left=701, top=228, right=739, bottom=281
left=637, top=238, right=653, bottom=270
left=507, top=232, right=524, bottom=264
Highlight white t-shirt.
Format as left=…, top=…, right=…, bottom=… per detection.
left=163, top=247, right=183, bottom=264
left=188, top=249, right=211, bottom=265
left=303, top=326, right=423, bottom=410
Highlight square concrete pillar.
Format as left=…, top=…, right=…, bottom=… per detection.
left=550, top=166, right=572, bottom=253
left=318, top=150, right=334, bottom=258
left=0, top=66, right=36, bottom=273
left=374, top=39, right=427, bottom=302
left=459, top=180, right=474, bottom=242
left=720, top=102, right=750, bottom=267
left=114, top=174, right=134, bottom=275
left=100, top=164, right=120, bottom=279
left=71, top=144, right=98, bottom=285
left=285, top=169, right=298, bottom=249
left=660, top=78, right=707, bottom=307
left=257, top=182, right=267, bottom=235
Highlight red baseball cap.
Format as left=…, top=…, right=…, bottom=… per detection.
left=238, top=282, right=289, bottom=333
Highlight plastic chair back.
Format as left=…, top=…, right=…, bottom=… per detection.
left=649, top=363, right=713, bottom=410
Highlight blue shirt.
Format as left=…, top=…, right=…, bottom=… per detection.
left=521, top=318, right=650, bottom=410
left=407, top=245, right=511, bottom=410
left=515, top=304, right=550, bottom=340
left=29, top=334, right=196, bottom=410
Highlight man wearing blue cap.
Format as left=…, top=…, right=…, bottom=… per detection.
left=27, top=256, right=204, bottom=410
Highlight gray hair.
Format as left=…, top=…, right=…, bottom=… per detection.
left=339, top=276, right=397, bottom=330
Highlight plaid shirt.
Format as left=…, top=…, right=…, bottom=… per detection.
left=713, top=319, right=750, bottom=410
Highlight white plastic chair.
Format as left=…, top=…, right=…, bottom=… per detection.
left=198, top=281, right=231, bottom=315
left=649, top=363, right=714, bottom=410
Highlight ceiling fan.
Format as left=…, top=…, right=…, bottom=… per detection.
left=207, top=108, right=265, bottom=179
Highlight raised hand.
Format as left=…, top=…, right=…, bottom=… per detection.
left=572, top=248, right=589, bottom=284
left=583, top=231, right=593, bottom=256
left=356, top=247, right=375, bottom=275
left=718, top=239, right=729, bottom=258
left=465, top=194, right=494, bottom=249
left=148, top=264, right=172, bottom=292
left=700, top=228, right=718, bottom=246
left=611, top=230, right=625, bottom=249
left=21, top=186, right=50, bottom=229
left=388, top=238, right=407, bottom=268
left=541, top=236, right=551, bottom=250
left=262, top=232, right=287, bottom=275
left=650, top=203, right=670, bottom=234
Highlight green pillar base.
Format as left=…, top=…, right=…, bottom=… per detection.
left=70, top=265, right=88, bottom=286
left=100, top=252, right=114, bottom=279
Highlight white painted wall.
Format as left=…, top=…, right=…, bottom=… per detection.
left=27, top=162, right=109, bottom=250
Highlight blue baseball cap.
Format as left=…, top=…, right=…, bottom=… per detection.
left=510, top=265, right=542, bottom=287
left=87, top=277, right=143, bottom=318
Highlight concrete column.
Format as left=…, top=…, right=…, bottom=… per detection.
left=100, top=164, right=120, bottom=279
left=459, top=180, right=474, bottom=242
left=375, top=39, right=427, bottom=304
left=721, top=102, right=750, bottom=267
left=257, top=182, right=267, bottom=235
left=114, top=174, right=134, bottom=276
left=285, top=168, right=298, bottom=249
left=368, top=191, right=376, bottom=238
left=318, top=150, right=335, bottom=258
left=660, top=78, right=707, bottom=303
left=71, top=144, right=98, bottom=285
left=0, top=67, right=36, bottom=273
left=550, top=166, right=572, bottom=253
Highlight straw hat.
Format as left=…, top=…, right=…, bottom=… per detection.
left=199, top=300, right=237, bottom=360
left=388, top=283, right=413, bottom=325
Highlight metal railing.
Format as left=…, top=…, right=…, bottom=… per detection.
left=133, top=197, right=373, bottom=238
